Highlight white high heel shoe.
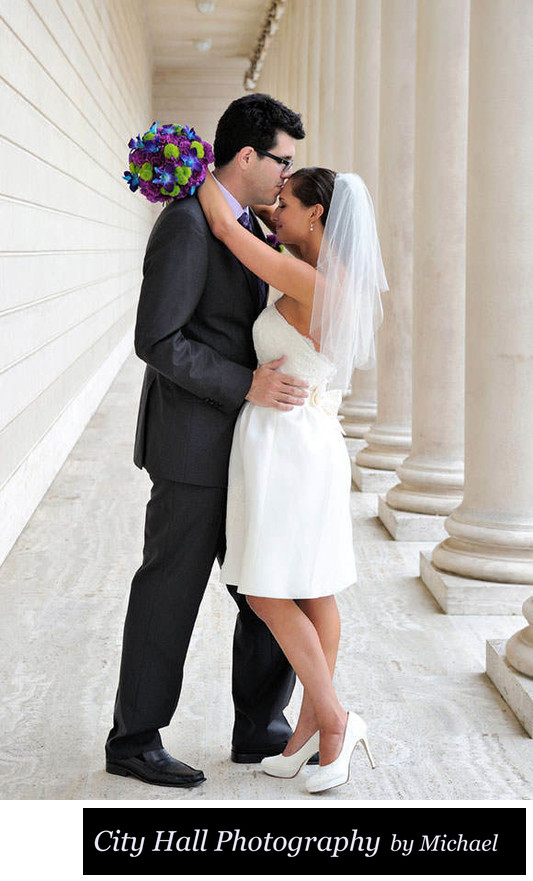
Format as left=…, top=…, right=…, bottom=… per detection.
left=305, top=712, right=376, bottom=793
left=260, top=731, right=320, bottom=778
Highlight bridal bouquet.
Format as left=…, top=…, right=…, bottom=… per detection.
left=123, top=122, right=214, bottom=203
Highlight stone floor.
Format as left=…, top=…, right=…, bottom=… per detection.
left=1, top=353, right=532, bottom=806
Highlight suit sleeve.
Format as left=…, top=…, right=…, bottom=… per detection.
left=134, top=203, right=254, bottom=413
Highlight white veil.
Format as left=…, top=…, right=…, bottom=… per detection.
left=310, top=173, right=388, bottom=392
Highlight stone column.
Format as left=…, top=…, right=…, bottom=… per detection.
left=487, top=593, right=533, bottom=738
left=316, top=0, right=337, bottom=168
left=506, top=599, right=533, bottom=678
left=480, top=2, right=533, bottom=735
left=353, top=0, right=417, bottom=492
left=421, top=0, right=533, bottom=617
left=340, top=0, right=381, bottom=445
left=328, top=0, right=359, bottom=456
left=294, top=0, right=310, bottom=169
left=304, top=0, right=323, bottom=168
left=332, top=0, right=356, bottom=173
left=379, top=0, right=468, bottom=541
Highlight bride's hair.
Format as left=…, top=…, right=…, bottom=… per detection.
left=289, top=167, right=336, bottom=226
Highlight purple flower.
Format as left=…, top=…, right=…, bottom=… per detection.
left=139, top=180, right=162, bottom=202
left=177, top=137, right=191, bottom=154
left=266, top=234, right=284, bottom=252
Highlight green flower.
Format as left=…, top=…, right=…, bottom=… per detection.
left=191, top=140, right=205, bottom=158
left=175, top=166, right=192, bottom=185
left=139, top=162, right=153, bottom=181
left=164, top=143, right=180, bottom=159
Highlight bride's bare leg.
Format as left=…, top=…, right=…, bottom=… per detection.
left=285, top=596, right=341, bottom=753
left=247, top=595, right=346, bottom=766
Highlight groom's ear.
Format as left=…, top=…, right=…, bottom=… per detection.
left=236, top=146, right=255, bottom=170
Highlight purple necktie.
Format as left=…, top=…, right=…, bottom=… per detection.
left=238, top=211, right=267, bottom=309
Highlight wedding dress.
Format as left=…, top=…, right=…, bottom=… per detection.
left=220, top=301, right=357, bottom=599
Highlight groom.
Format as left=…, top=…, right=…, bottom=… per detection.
left=105, top=94, right=307, bottom=787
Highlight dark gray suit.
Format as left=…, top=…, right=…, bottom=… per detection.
left=106, top=196, right=295, bottom=760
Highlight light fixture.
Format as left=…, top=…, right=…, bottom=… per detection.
left=196, top=1, right=216, bottom=13
left=195, top=38, right=212, bottom=52
left=244, top=0, right=287, bottom=90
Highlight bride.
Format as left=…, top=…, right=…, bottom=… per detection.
left=198, top=165, right=387, bottom=793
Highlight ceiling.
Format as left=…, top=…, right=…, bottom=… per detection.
left=145, top=0, right=271, bottom=70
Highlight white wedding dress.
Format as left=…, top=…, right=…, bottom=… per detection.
left=220, top=302, right=357, bottom=599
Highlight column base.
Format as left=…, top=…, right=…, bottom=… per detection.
left=345, top=437, right=367, bottom=457
left=378, top=497, right=447, bottom=542
left=351, top=462, right=399, bottom=493
left=355, top=428, right=411, bottom=472
left=486, top=639, right=533, bottom=738
left=419, top=552, right=533, bottom=615
left=342, top=421, right=374, bottom=438
left=339, top=395, right=376, bottom=439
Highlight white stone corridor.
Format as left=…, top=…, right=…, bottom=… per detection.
left=1, top=352, right=531, bottom=805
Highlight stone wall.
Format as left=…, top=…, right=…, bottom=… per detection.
left=0, top=0, right=154, bottom=563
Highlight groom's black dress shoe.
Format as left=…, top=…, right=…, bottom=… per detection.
left=231, top=744, right=319, bottom=765
left=106, top=748, right=206, bottom=788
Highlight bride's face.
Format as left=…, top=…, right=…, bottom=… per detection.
left=272, top=181, right=316, bottom=246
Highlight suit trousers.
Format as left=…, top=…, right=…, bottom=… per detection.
left=106, top=476, right=296, bottom=759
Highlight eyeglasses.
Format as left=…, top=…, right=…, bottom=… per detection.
left=255, top=149, right=294, bottom=172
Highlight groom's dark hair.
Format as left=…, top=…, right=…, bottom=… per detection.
left=214, top=93, right=305, bottom=168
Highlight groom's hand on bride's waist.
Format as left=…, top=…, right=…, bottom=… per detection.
left=245, top=356, right=309, bottom=410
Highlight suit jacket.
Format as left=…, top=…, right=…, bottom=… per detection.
left=133, top=196, right=268, bottom=487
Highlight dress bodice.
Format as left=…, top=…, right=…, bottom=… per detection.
left=253, top=303, right=335, bottom=387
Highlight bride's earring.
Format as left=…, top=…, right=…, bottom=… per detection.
left=310, top=222, right=314, bottom=232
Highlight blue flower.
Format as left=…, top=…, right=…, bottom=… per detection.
left=128, top=134, right=144, bottom=150
left=128, top=125, right=160, bottom=152
left=183, top=153, right=203, bottom=173
left=123, top=170, right=139, bottom=191
left=152, top=165, right=176, bottom=188
left=140, top=121, right=161, bottom=152
left=142, top=138, right=160, bottom=153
